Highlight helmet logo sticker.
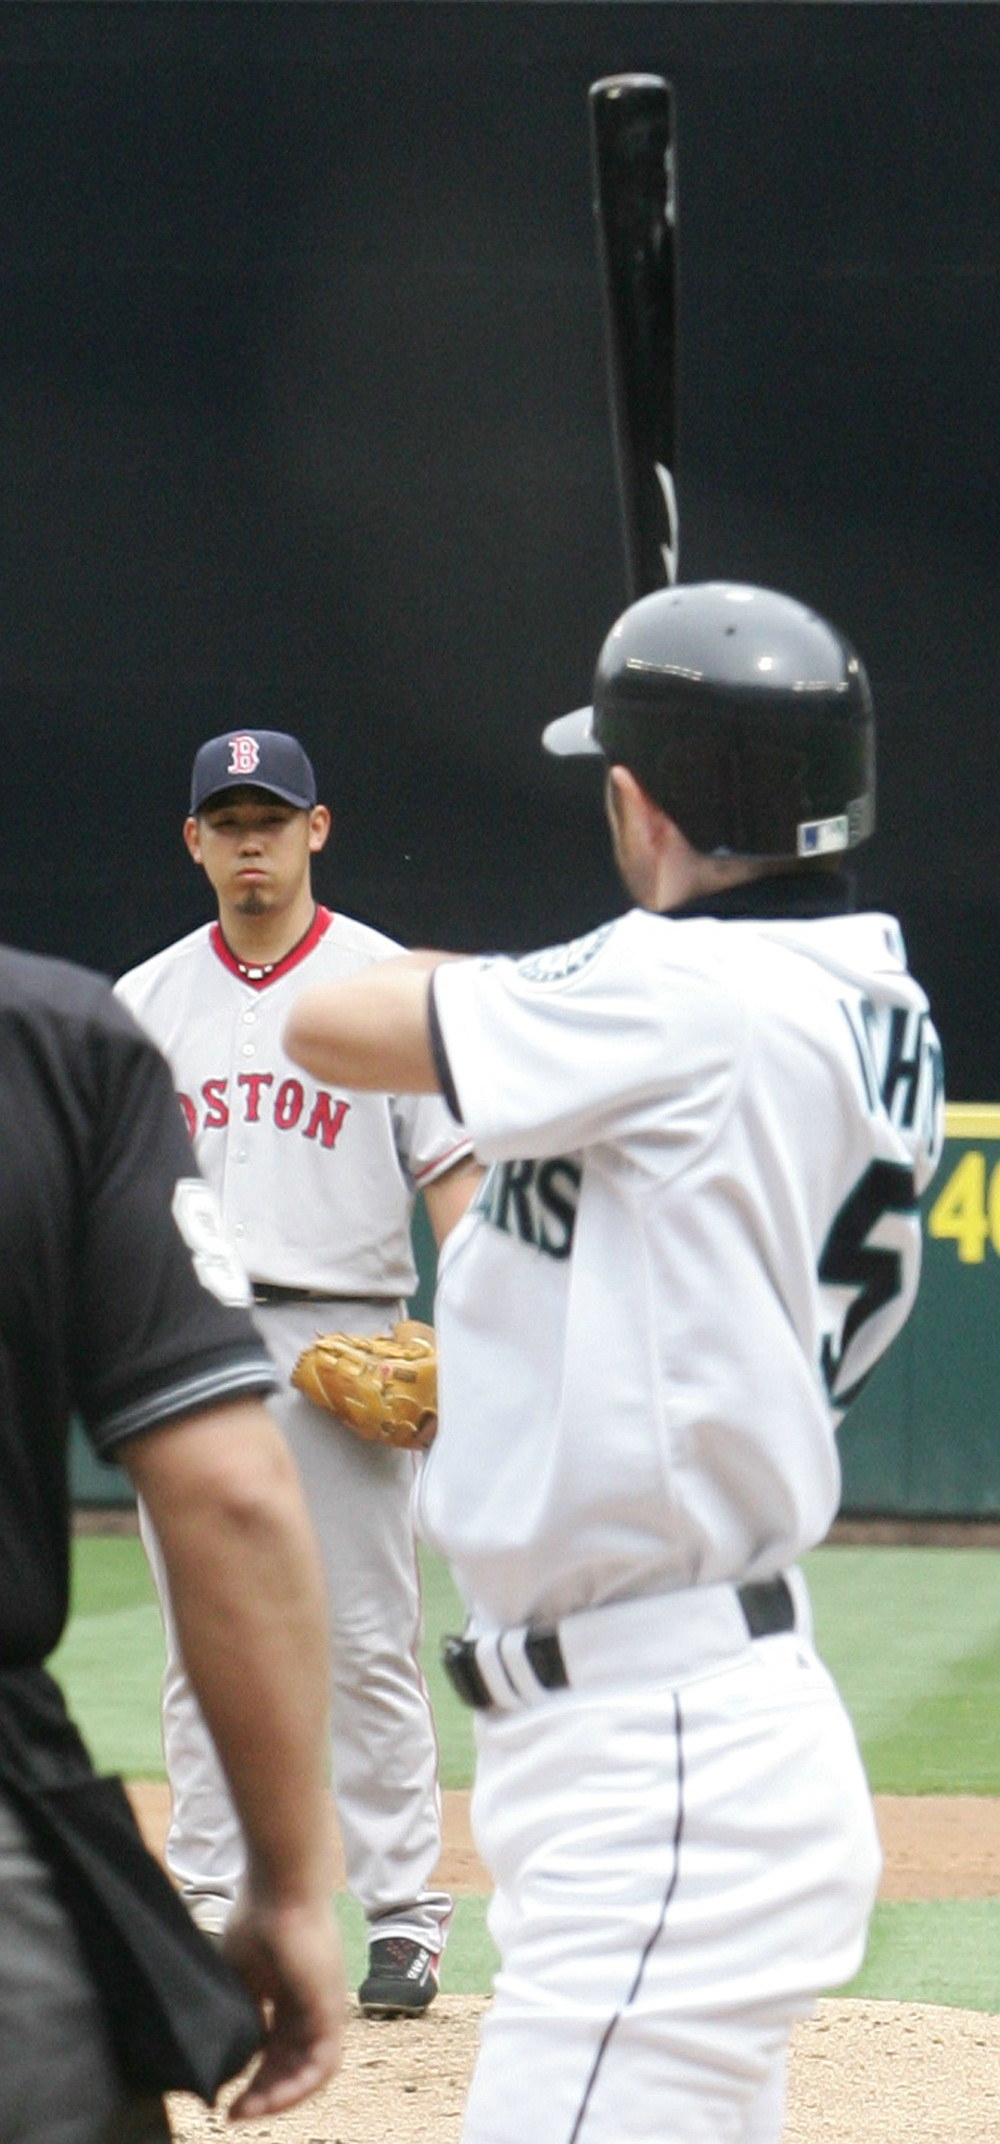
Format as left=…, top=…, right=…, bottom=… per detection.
left=798, top=814, right=849, bottom=856
left=799, top=794, right=875, bottom=855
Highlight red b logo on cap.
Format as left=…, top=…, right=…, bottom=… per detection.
left=227, top=734, right=261, bottom=775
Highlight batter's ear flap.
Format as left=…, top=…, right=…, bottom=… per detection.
left=308, top=804, right=332, bottom=853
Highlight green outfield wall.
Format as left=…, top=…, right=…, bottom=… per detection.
left=838, top=1105, right=1000, bottom=1517
left=71, top=1109, right=1000, bottom=1517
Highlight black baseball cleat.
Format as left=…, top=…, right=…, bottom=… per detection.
left=358, top=1936, right=440, bottom=2017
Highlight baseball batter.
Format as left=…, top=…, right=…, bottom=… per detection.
left=284, top=583, right=945, bottom=2144
left=116, top=727, right=479, bottom=2016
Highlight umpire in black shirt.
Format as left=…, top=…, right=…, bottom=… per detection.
left=0, top=947, right=344, bottom=2141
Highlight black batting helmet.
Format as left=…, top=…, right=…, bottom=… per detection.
left=543, top=582, right=875, bottom=858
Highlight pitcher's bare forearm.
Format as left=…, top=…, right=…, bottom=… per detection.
left=424, top=1153, right=483, bottom=1245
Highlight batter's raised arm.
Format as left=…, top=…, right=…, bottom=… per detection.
left=285, top=950, right=451, bottom=1094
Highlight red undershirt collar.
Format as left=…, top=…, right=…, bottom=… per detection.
left=210, top=905, right=333, bottom=988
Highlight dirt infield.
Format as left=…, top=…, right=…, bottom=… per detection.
left=124, top=1785, right=1000, bottom=2143
left=164, top=2000, right=1000, bottom=2144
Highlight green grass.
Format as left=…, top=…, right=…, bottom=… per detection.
left=57, top=1535, right=1000, bottom=1795
left=416, top=1548, right=475, bottom=1788
left=50, top=1537, right=166, bottom=1775
left=843, top=1901, right=1000, bottom=2009
left=342, top=1896, right=1000, bottom=2012
left=803, top=1545, right=1000, bottom=1792
left=51, top=1533, right=476, bottom=1784
left=65, top=1533, right=156, bottom=1617
left=53, top=1534, right=1000, bottom=2006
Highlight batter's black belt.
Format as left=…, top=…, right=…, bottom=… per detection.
left=442, top=1574, right=797, bottom=1712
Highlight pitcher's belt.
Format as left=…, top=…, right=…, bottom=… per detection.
left=251, top=1284, right=398, bottom=1307
left=441, top=1574, right=798, bottom=1712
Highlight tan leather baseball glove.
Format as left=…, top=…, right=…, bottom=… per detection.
left=290, top=1319, right=437, bottom=1450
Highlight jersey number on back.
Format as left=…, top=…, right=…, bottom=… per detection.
left=819, top=1159, right=918, bottom=1408
left=171, top=1179, right=253, bottom=1309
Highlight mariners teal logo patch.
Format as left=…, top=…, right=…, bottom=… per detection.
left=474, top=1157, right=581, bottom=1259
left=516, top=922, right=613, bottom=987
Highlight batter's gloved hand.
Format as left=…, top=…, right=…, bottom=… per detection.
left=290, top=1320, right=438, bottom=1450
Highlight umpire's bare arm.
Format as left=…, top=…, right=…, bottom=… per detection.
left=121, top=1395, right=345, bottom=2120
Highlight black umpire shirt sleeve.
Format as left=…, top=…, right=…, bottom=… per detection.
left=71, top=1002, right=275, bottom=1456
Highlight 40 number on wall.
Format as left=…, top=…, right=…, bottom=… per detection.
left=927, top=1106, right=1000, bottom=1263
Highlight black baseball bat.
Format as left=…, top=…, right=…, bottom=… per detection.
left=588, top=73, right=678, bottom=600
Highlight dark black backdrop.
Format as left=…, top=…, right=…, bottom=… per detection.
left=0, top=4, right=996, bottom=1094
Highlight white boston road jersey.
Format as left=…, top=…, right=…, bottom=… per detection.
left=117, top=905, right=470, bottom=1297
left=423, top=905, right=944, bottom=1630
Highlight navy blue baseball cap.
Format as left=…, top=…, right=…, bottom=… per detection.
left=190, top=729, right=317, bottom=814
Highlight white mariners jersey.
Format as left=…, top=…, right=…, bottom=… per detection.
left=116, top=906, right=470, bottom=1297
left=422, top=903, right=944, bottom=1630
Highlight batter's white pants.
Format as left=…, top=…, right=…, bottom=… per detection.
left=139, top=1299, right=450, bottom=1956
left=460, top=1601, right=880, bottom=2144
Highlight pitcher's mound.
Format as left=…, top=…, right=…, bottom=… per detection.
left=165, top=1996, right=1000, bottom=2142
